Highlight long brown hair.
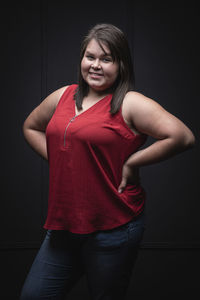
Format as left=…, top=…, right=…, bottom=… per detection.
left=74, top=23, right=134, bottom=114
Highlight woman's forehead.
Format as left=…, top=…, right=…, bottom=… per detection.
left=85, top=39, right=111, bottom=55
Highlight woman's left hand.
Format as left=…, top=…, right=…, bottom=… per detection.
left=118, top=163, right=140, bottom=193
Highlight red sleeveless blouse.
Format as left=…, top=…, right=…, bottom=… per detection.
left=44, top=84, right=147, bottom=234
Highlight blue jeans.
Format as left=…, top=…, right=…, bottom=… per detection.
left=20, top=213, right=145, bottom=300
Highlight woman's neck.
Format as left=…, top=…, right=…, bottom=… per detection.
left=87, top=87, right=112, bottom=100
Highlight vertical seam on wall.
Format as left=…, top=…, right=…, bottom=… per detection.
left=40, top=0, right=48, bottom=99
left=40, top=0, right=48, bottom=232
left=125, top=0, right=136, bottom=88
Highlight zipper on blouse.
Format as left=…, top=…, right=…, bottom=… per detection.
left=63, top=115, right=77, bottom=147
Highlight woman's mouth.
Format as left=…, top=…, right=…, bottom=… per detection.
left=89, top=72, right=103, bottom=78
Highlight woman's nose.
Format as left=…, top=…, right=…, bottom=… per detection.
left=91, top=59, right=101, bottom=69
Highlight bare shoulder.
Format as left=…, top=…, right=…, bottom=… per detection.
left=122, top=91, right=163, bottom=128
left=123, top=91, right=169, bottom=122
left=23, top=85, right=70, bottom=130
left=123, top=90, right=163, bottom=112
left=122, top=91, right=193, bottom=139
left=39, top=85, right=70, bottom=121
left=56, top=85, right=70, bottom=101
left=44, top=85, right=69, bottom=110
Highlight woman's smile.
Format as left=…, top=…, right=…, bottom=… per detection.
left=89, top=72, right=104, bottom=79
left=81, top=39, right=119, bottom=92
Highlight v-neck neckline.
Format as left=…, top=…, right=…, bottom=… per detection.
left=74, top=94, right=111, bottom=117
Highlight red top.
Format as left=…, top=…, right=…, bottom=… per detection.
left=44, top=84, right=147, bottom=234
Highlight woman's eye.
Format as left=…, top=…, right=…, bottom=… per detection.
left=86, top=55, right=94, bottom=60
left=102, top=58, right=112, bottom=62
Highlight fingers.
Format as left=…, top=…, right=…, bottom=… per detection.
left=118, top=165, right=140, bottom=193
left=118, top=177, right=127, bottom=193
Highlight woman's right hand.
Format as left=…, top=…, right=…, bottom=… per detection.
left=23, top=86, right=68, bottom=160
left=118, top=163, right=140, bottom=193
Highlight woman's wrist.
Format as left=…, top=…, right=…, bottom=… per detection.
left=125, top=136, right=193, bottom=169
left=23, top=128, right=48, bottom=160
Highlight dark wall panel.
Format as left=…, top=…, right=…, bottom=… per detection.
left=133, top=1, right=199, bottom=247
left=1, top=1, right=44, bottom=246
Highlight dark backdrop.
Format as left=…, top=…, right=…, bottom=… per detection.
left=1, top=0, right=199, bottom=299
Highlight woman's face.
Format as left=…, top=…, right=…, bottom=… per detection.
left=81, top=39, right=119, bottom=94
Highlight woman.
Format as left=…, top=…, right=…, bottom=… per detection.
left=20, top=23, right=195, bottom=300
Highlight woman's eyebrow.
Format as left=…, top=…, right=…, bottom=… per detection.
left=85, top=51, right=112, bottom=57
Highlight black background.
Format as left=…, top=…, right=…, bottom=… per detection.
left=1, top=0, right=199, bottom=299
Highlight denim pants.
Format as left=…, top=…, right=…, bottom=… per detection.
left=20, top=213, right=145, bottom=300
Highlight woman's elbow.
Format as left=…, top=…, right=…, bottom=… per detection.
left=178, top=129, right=196, bottom=150
left=185, top=132, right=196, bottom=148
left=22, top=118, right=29, bottom=136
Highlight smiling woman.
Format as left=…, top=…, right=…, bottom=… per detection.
left=81, top=39, right=119, bottom=94
left=20, top=23, right=195, bottom=300
left=75, top=23, right=134, bottom=114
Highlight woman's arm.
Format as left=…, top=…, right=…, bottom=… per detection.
left=23, top=86, right=68, bottom=160
left=118, top=91, right=195, bottom=192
